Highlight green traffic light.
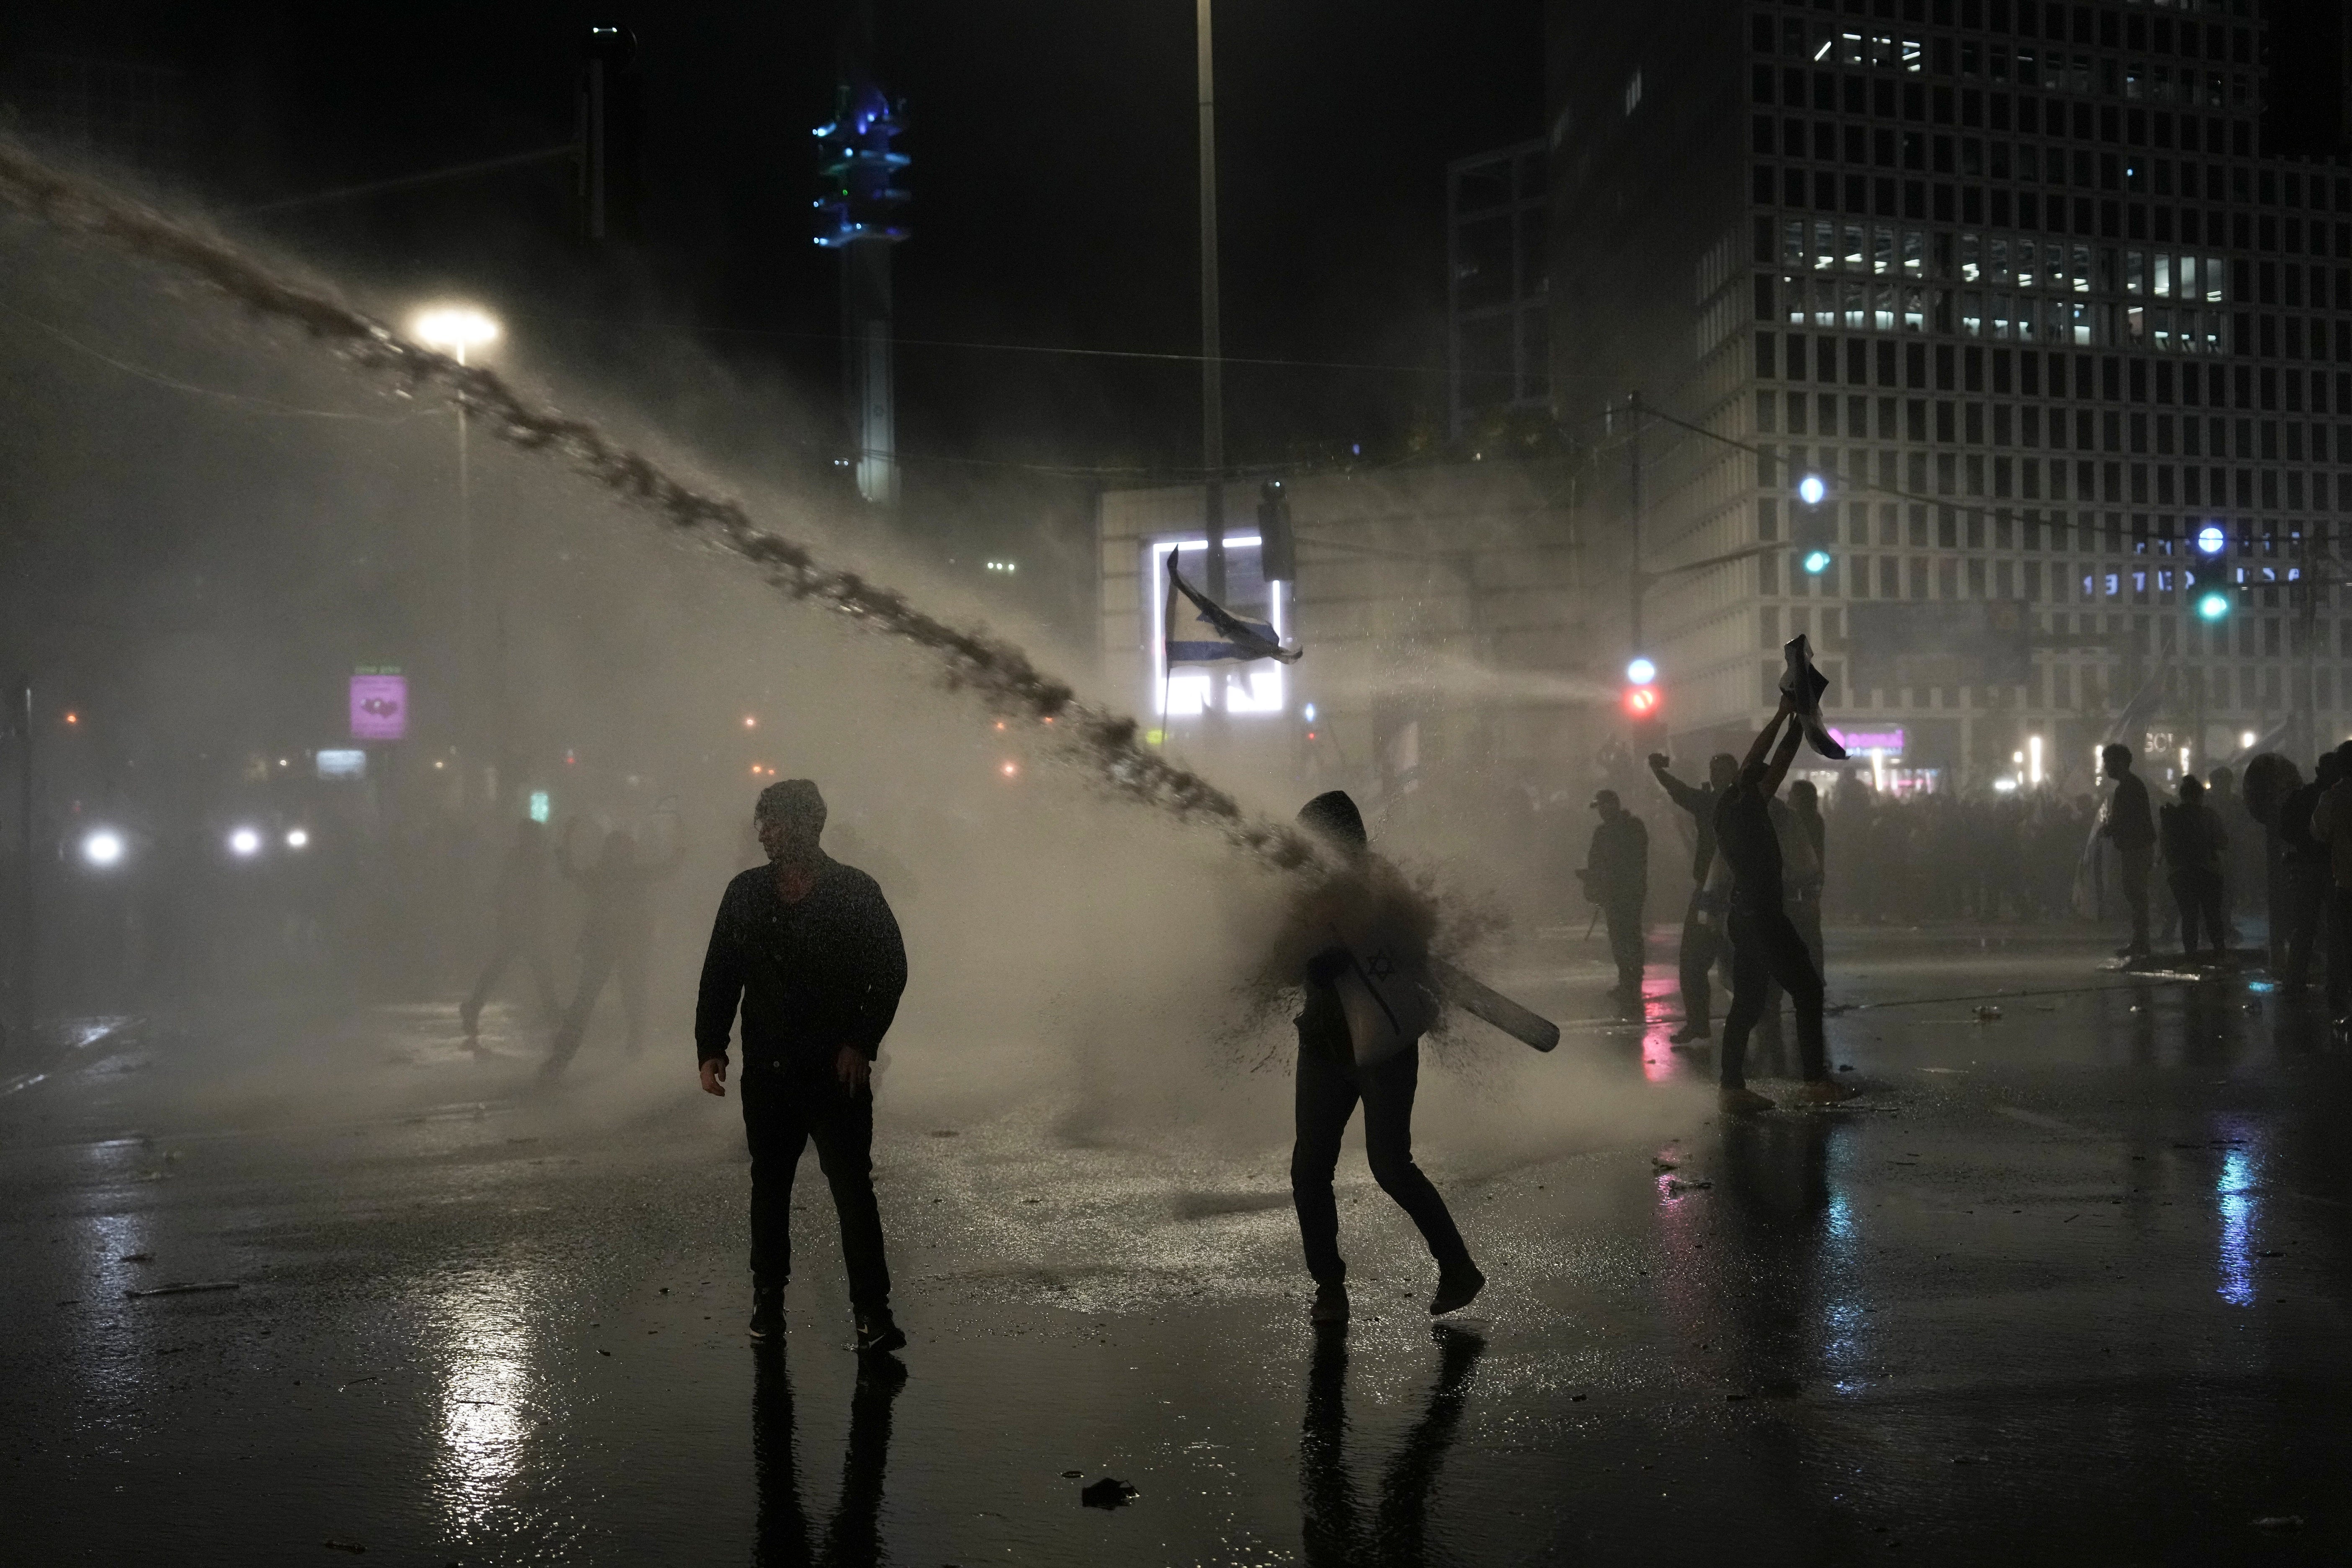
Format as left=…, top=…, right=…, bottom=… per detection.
left=2197, top=591, right=2231, bottom=621
left=1802, top=549, right=1831, bottom=575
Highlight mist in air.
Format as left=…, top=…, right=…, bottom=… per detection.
left=0, top=142, right=1693, bottom=1184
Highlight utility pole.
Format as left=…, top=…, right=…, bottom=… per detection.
left=1197, top=0, right=1226, bottom=616
left=817, top=0, right=910, bottom=510
left=1626, top=392, right=1644, bottom=657
left=14, top=676, right=31, bottom=1044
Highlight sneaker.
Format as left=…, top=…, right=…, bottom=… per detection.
left=854, top=1310, right=908, bottom=1356
left=1795, top=1079, right=1862, bottom=1106
left=748, top=1289, right=784, bottom=1342
left=1719, top=1086, right=1776, bottom=1116
left=1669, top=1023, right=1712, bottom=1044
left=1310, top=1284, right=1350, bottom=1324
left=1429, top=1263, right=1485, bottom=1316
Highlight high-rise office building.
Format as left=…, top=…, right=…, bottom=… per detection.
left=1549, top=0, right=2352, bottom=786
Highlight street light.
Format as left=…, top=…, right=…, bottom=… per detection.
left=81, top=828, right=124, bottom=868
left=410, top=304, right=503, bottom=810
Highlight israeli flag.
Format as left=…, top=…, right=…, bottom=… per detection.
left=1780, top=633, right=1848, bottom=760
left=1164, top=553, right=1302, bottom=667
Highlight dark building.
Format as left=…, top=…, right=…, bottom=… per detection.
left=1548, top=0, right=2352, bottom=788
left=1448, top=139, right=1553, bottom=441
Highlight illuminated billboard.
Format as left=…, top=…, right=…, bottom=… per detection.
left=1144, top=536, right=1289, bottom=719
left=315, top=749, right=367, bottom=780
left=349, top=670, right=408, bottom=740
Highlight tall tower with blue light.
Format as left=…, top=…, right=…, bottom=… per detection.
left=813, top=28, right=908, bottom=510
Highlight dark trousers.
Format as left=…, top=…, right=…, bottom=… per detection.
left=547, top=938, right=649, bottom=1070
left=1721, top=904, right=1827, bottom=1089
left=1290, top=1043, right=1471, bottom=1287
left=2328, top=886, right=2352, bottom=1012
left=2117, top=844, right=2154, bottom=952
left=1677, top=888, right=1727, bottom=1028
left=2278, top=864, right=2326, bottom=985
left=2169, top=868, right=2227, bottom=958
left=742, top=1071, right=892, bottom=1313
left=463, top=927, right=560, bottom=1027
left=1755, top=891, right=1825, bottom=1067
left=1602, top=897, right=1645, bottom=991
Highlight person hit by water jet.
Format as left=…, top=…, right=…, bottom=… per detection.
left=696, top=779, right=908, bottom=1356
left=1277, top=791, right=1483, bottom=1326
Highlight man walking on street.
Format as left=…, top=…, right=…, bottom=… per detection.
left=1579, top=789, right=1649, bottom=1000
left=2100, top=744, right=2157, bottom=963
left=461, top=817, right=560, bottom=1040
left=697, top=779, right=909, bottom=1355
left=2159, top=775, right=2229, bottom=964
left=1648, top=751, right=1740, bottom=1043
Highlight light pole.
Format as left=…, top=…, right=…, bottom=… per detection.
left=410, top=305, right=500, bottom=803
left=1196, top=0, right=1226, bottom=716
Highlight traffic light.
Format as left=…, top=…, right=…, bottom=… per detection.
left=2197, top=588, right=2232, bottom=621
left=1792, top=472, right=1835, bottom=575
left=1257, top=480, right=1296, bottom=582
left=813, top=82, right=911, bottom=248
left=1622, top=657, right=1660, bottom=722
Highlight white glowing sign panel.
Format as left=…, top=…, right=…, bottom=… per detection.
left=1145, top=536, right=1288, bottom=719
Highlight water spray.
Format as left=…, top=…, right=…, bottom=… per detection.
left=0, top=139, right=1318, bottom=872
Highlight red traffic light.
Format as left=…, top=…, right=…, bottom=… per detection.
left=1623, top=685, right=1660, bottom=719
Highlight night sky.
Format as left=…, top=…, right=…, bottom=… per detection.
left=6, top=3, right=1541, bottom=465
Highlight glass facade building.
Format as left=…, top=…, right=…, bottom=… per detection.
left=1549, top=0, right=2350, bottom=782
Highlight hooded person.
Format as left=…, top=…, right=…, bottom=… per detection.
left=1578, top=789, right=1650, bottom=998
left=1279, top=791, right=1482, bottom=1326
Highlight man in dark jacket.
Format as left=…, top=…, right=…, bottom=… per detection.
left=1648, top=751, right=1740, bottom=1042
left=2159, top=774, right=2229, bottom=963
left=2099, top=743, right=2157, bottom=962
left=697, top=779, right=909, bottom=1354
left=460, top=817, right=560, bottom=1039
left=1579, top=789, right=1649, bottom=998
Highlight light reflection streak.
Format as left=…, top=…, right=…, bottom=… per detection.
left=2215, top=1140, right=2258, bottom=1307
left=430, top=1271, right=545, bottom=1537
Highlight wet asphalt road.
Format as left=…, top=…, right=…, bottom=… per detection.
left=3, top=927, right=2347, bottom=1566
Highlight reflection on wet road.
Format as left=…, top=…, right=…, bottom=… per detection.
left=2, top=928, right=2347, bottom=1563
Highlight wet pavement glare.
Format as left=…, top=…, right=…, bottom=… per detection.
left=3, top=927, right=2347, bottom=1565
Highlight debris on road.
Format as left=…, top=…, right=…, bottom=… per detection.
left=123, top=1281, right=239, bottom=1299
left=1080, top=1476, right=1138, bottom=1509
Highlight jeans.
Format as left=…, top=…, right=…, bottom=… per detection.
left=1721, top=903, right=1826, bottom=1089
left=1290, top=1042, right=1472, bottom=1287
left=2117, top=843, right=2154, bottom=952
left=1677, top=888, right=1728, bottom=1029
left=741, top=1068, right=892, bottom=1313
left=1602, top=898, right=1645, bottom=991
left=2169, top=869, right=2226, bottom=958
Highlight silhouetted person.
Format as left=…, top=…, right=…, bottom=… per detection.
left=2306, top=742, right=2352, bottom=1024
left=2207, top=764, right=2247, bottom=941
left=1751, top=788, right=1825, bottom=1074
left=2160, top=775, right=2229, bottom=963
left=1712, top=695, right=1859, bottom=1115
left=460, top=818, right=561, bottom=1039
left=2099, top=743, right=2156, bottom=962
left=753, top=1343, right=906, bottom=1568
left=1285, top=790, right=1481, bottom=1325
left=698, top=779, right=908, bottom=1354
left=2274, top=753, right=2336, bottom=990
left=1788, top=779, right=1827, bottom=970
left=546, top=819, right=686, bottom=1075
left=1648, top=750, right=1740, bottom=1042
left=1300, top=1323, right=1484, bottom=1568
left=1578, top=789, right=1648, bottom=998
